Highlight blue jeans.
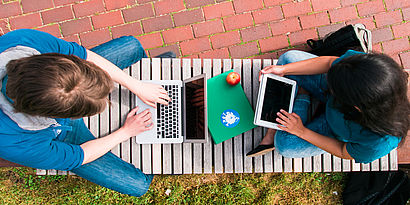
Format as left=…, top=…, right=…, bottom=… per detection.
left=61, top=36, right=153, bottom=197
left=274, top=50, right=335, bottom=158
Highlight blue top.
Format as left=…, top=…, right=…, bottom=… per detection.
left=326, top=50, right=401, bottom=163
left=0, top=29, right=87, bottom=170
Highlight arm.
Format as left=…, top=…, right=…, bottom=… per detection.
left=276, top=110, right=353, bottom=160
left=281, top=56, right=339, bottom=75
left=86, top=50, right=170, bottom=107
left=260, top=56, right=339, bottom=78
left=80, top=106, right=153, bottom=164
left=86, top=50, right=140, bottom=91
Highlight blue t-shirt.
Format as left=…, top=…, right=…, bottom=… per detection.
left=0, top=29, right=87, bottom=170
left=326, top=50, right=401, bottom=163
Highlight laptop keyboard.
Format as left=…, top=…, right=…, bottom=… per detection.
left=156, top=84, right=180, bottom=138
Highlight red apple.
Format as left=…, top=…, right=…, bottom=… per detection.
left=226, top=72, right=240, bottom=85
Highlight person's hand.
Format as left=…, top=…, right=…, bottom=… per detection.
left=276, top=109, right=306, bottom=137
left=259, top=65, right=286, bottom=81
left=120, top=106, right=153, bottom=137
left=129, top=80, right=171, bottom=108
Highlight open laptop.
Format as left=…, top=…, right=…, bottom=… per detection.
left=254, top=74, right=297, bottom=130
left=135, top=73, right=208, bottom=144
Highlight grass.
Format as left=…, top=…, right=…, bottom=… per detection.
left=0, top=167, right=345, bottom=204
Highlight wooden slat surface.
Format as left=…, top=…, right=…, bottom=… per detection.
left=141, top=58, right=152, bottom=174
left=243, top=59, right=253, bottom=173
left=37, top=58, right=398, bottom=175
left=131, top=63, right=141, bottom=169
left=233, top=59, right=243, bottom=173
left=223, top=59, right=234, bottom=173
left=253, top=60, right=267, bottom=173
left=202, top=59, right=213, bottom=174
left=162, top=58, right=172, bottom=175
left=172, top=59, right=183, bottom=174
left=213, top=59, right=224, bottom=174
left=182, top=59, right=193, bottom=174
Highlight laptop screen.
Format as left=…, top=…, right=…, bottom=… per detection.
left=260, top=77, right=293, bottom=123
left=185, top=77, right=205, bottom=140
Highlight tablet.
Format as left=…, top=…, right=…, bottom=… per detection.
left=254, top=74, right=297, bottom=130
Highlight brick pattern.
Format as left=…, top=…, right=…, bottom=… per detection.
left=0, top=0, right=408, bottom=69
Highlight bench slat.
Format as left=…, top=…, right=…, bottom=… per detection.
left=342, top=159, right=351, bottom=172
left=371, top=159, right=380, bottom=171
left=284, top=158, right=292, bottom=172
left=162, top=58, right=173, bottom=175
left=333, top=156, right=342, bottom=172
left=48, top=169, right=57, bottom=175
left=253, top=59, right=267, bottom=173
left=120, top=68, right=131, bottom=163
left=182, top=59, right=193, bottom=174
left=323, top=153, right=332, bottom=172
left=213, top=59, right=224, bottom=174
left=131, top=63, right=141, bottom=169
left=110, top=80, right=121, bottom=157
left=172, top=59, right=183, bottom=174
left=151, top=58, right=162, bottom=174
left=223, top=59, right=234, bottom=173
left=233, top=59, right=244, bottom=173
left=141, top=58, right=152, bottom=174
left=352, top=159, right=361, bottom=171
left=203, top=59, right=213, bottom=174
left=193, top=59, right=203, bottom=174
left=313, top=155, right=322, bottom=172
left=380, top=154, right=389, bottom=171
left=389, top=149, right=398, bottom=171
left=243, top=59, right=253, bottom=173
left=362, top=162, right=370, bottom=171
left=303, top=157, right=312, bottom=172
left=294, top=158, right=303, bottom=172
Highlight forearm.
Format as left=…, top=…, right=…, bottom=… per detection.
left=80, top=128, right=130, bottom=165
left=86, top=50, right=142, bottom=90
left=297, top=128, right=353, bottom=159
left=282, top=56, right=338, bottom=75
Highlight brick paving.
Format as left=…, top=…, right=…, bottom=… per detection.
left=0, top=0, right=408, bottom=68
left=0, top=0, right=409, bottom=163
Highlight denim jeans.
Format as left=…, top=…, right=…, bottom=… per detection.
left=274, top=50, right=335, bottom=158
left=61, top=36, right=153, bottom=197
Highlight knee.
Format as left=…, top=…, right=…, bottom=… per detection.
left=119, top=36, right=144, bottom=50
left=126, top=174, right=154, bottom=197
left=274, top=131, right=300, bottom=158
left=278, top=50, right=302, bottom=64
left=278, top=50, right=315, bottom=65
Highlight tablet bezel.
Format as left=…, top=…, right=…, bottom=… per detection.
left=254, top=74, right=297, bottom=130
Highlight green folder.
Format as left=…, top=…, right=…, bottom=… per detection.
left=207, top=70, right=257, bottom=144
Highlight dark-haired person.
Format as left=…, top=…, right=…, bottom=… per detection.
left=0, top=29, right=172, bottom=196
left=246, top=50, right=409, bottom=165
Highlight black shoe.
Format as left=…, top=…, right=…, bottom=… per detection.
left=154, top=51, right=176, bottom=58
left=246, top=144, right=275, bottom=157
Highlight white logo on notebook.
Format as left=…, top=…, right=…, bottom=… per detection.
left=221, top=109, right=240, bottom=128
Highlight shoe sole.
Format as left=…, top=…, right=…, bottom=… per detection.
left=247, top=147, right=275, bottom=157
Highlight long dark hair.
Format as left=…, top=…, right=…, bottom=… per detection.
left=327, top=53, right=410, bottom=139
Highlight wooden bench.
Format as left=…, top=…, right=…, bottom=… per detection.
left=16, top=58, right=399, bottom=174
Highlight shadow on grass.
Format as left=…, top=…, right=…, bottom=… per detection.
left=0, top=167, right=345, bottom=204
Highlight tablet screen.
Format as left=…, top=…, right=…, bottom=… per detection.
left=261, top=77, right=293, bottom=123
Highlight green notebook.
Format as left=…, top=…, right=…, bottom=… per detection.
left=207, top=70, right=257, bottom=144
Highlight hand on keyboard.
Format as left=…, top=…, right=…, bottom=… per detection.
left=130, top=81, right=171, bottom=108
left=120, top=106, right=154, bottom=137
